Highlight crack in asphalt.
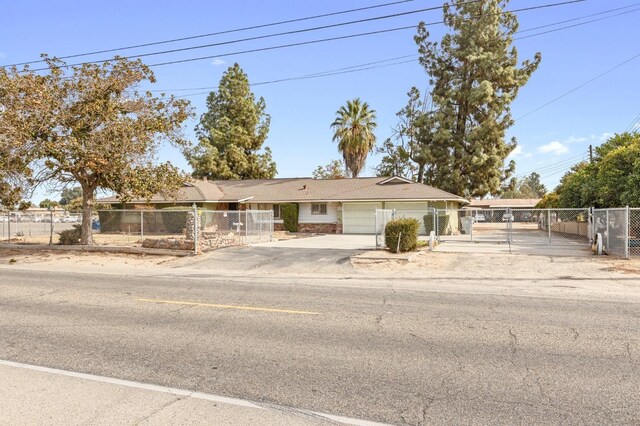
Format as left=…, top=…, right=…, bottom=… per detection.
left=508, top=328, right=518, bottom=355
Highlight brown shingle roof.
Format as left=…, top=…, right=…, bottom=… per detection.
left=100, top=180, right=225, bottom=204
left=101, top=177, right=467, bottom=204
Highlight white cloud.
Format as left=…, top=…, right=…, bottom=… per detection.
left=507, top=145, right=523, bottom=158
left=563, top=136, right=587, bottom=144
left=211, top=58, right=226, bottom=66
left=538, top=141, right=569, bottom=155
left=508, top=145, right=532, bottom=160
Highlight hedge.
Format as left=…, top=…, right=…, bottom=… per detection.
left=385, top=217, right=420, bottom=253
left=423, top=213, right=450, bottom=236
left=280, top=203, right=299, bottom=232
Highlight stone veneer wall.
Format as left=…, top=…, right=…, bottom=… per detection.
left=275, top=223, right=342, bottom=234
left=142, top=212, right=243, bottom=252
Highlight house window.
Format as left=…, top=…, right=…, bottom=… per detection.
left=272, top=204, right=281, bottom=219
left=311, top=203, right=327, bottom=215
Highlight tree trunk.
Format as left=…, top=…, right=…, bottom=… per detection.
left=80, top=184, right=95, bottom=245
left=417, top=163, right=425, bottom=184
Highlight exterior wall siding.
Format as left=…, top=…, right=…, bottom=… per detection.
left=298, top=202, right=339, bottom=224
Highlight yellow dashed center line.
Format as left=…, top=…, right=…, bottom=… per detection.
left=136, top=298, right=321, bottom=315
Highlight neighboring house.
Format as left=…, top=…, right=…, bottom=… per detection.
left=467, top=198, right=542, bottom=210
left=101, top=176, right=467, bottom=234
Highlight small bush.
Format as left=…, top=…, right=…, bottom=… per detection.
left=58, top=224, right=82, bottom=245
left=385, top=218, right=420, bottom=253
left=280, top=203, right=299, bottom=232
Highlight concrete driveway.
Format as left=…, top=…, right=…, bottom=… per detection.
left=187, top=235, right=376, bottom=274
left=252, top=234, right=376, bottom=250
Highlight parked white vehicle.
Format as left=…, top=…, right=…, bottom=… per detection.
left=474, top=214, right=486, bottom=222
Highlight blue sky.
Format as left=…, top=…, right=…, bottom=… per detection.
left=2, top=0, right=639, bottom=201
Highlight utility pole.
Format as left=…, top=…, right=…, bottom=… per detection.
left=589, top=145, right=593, bottom=164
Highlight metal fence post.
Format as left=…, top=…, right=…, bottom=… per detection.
left=606, top=210, right=610, bottom=252
left=625, top=206, right=630, bottom=259
left=547, top=209, right=552, bottom=244
left=432, top=208, right=436, bottom=237
left=49, top=208, right=54, bottom=245
left=7, top=210, right=11, bottom=244
left=193, top=203, right=198, bottom=255
left=140, top=210, right=144, bottom=241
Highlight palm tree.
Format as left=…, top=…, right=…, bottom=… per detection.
left=331, top=98, right=377, bottom=178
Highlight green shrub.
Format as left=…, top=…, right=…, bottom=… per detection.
left=423, top=213, right=450, bottom=235
left=58, top=224, right=82, bottom=245
left=280, top=203, right=299, bottom=232
left=385, top=217, right=420, bottom=253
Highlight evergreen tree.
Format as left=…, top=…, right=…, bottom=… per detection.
left=186, top=64, right=276, bottom=180
left=414, top=0, right=541, bottom=197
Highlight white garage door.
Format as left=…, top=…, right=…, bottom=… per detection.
left=385, top=202, right=429, bottom=234
left=343, top=202, right=382, bottom=234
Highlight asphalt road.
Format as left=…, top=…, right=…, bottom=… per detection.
left=1, top=269, right=639, bottom=425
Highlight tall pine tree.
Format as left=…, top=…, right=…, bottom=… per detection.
left=186, top=63, right=276, bottom=180
left=414, top=0, right=541, bottom=197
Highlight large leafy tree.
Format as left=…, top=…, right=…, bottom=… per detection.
left=59, top=186, right=82, bottom=205
left=551, top=132, right=640, bottom=208
left=313, top=160, right=346, bottom=179
left=414, top=0, right=541, bottom=196
left=501, top=172, right=547, bottom=198
left=331, top=98, right=377, bottom=178
left=186, top=63, right=276, bottom=180
left=0, top=56, right=192, bottom=244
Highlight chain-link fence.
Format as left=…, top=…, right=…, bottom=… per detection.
left=0, top=210, right=82, bottom=244
left=1, top=208, right=273, bottom=253
left=593, top=208, right=632, bottom=258
left=200, top=210, right=273, bottom=249
left=630, top=208, right=640, bottom=257
left=374, top=207, right=591, bottom=251
left=375, top=208, right=437, bottom=248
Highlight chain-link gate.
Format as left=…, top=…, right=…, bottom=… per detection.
left=375, top=209, right=395, bottom=248
left=434, top=208, right=591, bottom=249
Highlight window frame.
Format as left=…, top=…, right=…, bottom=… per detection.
left=311, top=203, right=327, bottom=215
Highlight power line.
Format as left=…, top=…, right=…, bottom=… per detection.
left=174, top=58, right=418, bottom=98
left=154, top=1, right=631, bottom=96
left=514, top=154, right=588, bottom=179
left=24, top=0, right=585, bottom=72
left=27, top=5, right=451, bottom=71
left=152, top=54, right=417, bottom=93
left=0, top=0, right=419, bottom=68
left=626, top=112, right=640, bottom=132
left=516, top=51, right=640, bottom=121
left=515, top=6, right=640, bottom=40
left=517, top=2, right=640, bottom=34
